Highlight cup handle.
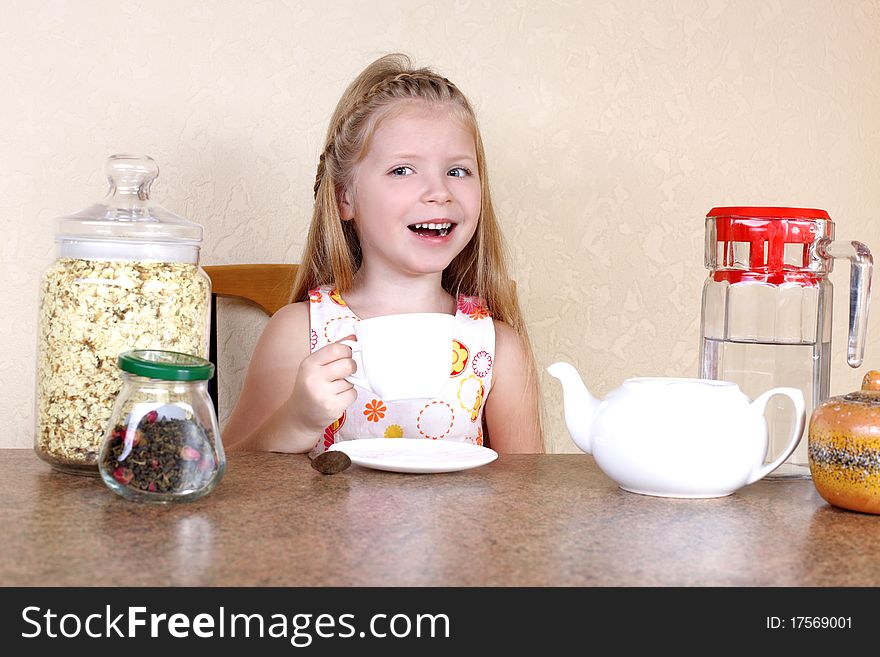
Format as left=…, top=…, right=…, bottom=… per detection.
left=746, top=387, right=806, bottom=484
left=339, top=339, right=372, bottom=392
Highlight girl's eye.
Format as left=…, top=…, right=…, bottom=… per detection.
left=448, top=167, right=471, bottom=178
left=389, top=166, right=413, bottom=176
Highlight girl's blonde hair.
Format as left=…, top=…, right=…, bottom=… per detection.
left=292, top=52, right=529, bottom=334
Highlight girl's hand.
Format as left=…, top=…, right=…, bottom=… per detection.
left=287, top=336, right=358, bottom=434
left=223, top=302, right=354, bottom=453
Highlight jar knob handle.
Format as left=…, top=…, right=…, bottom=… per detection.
left=105, top=154, right=159, bottom=201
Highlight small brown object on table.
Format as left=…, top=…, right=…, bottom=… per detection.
left=310, top=450, right=352, bottom=475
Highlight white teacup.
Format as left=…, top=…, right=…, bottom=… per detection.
left=342, top=313, right=454, bottom=400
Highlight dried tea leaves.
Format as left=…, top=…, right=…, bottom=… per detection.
left=102, top=414, right=218, bottom=494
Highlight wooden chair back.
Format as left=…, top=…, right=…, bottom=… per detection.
left=202, top=264, right=299, bottom=409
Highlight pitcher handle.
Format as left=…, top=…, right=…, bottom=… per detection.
left=818, top=239, right=873, bottom=368
left=746, top=387, right=806, bottom=484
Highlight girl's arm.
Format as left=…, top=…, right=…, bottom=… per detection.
left=482, top=321, right=545, bottom=453
left=221, top=302, right=356, bottom=453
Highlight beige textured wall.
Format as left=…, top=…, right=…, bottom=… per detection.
left=3, top=0, right=880, bottom=452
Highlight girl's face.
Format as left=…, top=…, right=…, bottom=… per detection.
left=340, top=102, right=481, bottom=279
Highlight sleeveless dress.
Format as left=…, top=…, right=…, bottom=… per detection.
left=306, top=285, right=495, bottom=457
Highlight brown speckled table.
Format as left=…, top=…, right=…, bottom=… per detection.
left=0, top=448, right=877, bottom=586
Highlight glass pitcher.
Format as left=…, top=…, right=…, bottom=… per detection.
left=699, top=206, right=873, bottom=479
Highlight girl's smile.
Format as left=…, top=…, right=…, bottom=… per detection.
left=407, top=220, right=456, bottom=239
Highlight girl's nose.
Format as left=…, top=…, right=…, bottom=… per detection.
left=421, top=174, right=453, bottom=204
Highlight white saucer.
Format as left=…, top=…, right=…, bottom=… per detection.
left=327, top=438, right=498, bottom=474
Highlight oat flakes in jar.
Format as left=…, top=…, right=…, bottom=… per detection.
left=35, top=155, right=211, bottom=475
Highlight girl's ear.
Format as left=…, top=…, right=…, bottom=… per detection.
left=338, top=187, right=355, bottom=221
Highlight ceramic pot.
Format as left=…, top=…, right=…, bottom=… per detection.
left=546, top=362, right=805, bottom=498
left=809, top=370, right=880, bottom=514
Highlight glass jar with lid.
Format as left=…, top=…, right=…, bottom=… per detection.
left=99, top=350, right=224, bottom=503
left=35, top=155, right=211, bottom=475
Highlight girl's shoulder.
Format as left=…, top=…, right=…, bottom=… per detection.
left=491, top=320, right=528, bottom=375
left=262, top=300, right=310, bottom=341
left=491, top=319, right=516, bottom=347
left=271, top=299, right=309, bottom=322
left=251, top=301, right=313, bottom=367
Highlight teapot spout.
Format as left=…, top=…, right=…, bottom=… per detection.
left=546, top=361, right=600, bottom=454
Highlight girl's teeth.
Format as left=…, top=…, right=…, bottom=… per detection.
left=408, top=222, right=453, bottom=237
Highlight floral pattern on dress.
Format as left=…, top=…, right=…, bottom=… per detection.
left=322, top=412, right=346, bottom=451
left=417, top=401, right=455, bottom=440
left=468, top=305, right=490, bottom=321
left=329, top=288, right=347, bottom=306
left=384, top=424, right=404, bottom=438
left=323, top=316, right=358, bottom=343
left=457, top=374, right=485, bottom=423
left=458, top=294, right=491, bottom=320
left=465, top=426, right=484, bottom=446
left=451, top=339, right=469, bottom=377
left=363, top=399, right=387, bottom=423
left=457, top=294, right=488, bottom=317
left=472, top=350, right=492, bottom=377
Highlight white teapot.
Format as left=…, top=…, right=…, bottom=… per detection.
left=546, top=362, right=805, bottom=498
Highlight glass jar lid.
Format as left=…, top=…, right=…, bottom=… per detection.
left=56, top=154, right=203, bottom=263
left=118, top=350, right=214, bottom=381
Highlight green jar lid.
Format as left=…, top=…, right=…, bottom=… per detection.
left=117, top=350, right=214, bottom=381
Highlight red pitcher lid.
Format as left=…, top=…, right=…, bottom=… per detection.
left=706, top=206, right=832, bottom=285
left=707, top=206, right=830, bottom=220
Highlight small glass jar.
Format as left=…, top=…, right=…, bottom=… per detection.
left=35, top=155, right=210, bottom=475
left=99, top=350, right=224, bottom=503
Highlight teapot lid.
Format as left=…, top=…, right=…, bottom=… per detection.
left=840, top=370, right=880, bottom=405
left=818, top=370, right=880, bottom=409
left=55, top=154, right=202, bottom=262
left=862, top=370, right=880, bottom=391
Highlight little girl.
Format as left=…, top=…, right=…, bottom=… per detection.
left=223, top=53, right=543, bottom=454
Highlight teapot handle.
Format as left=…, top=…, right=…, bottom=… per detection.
left=746, top=387, right=806, bottom=484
